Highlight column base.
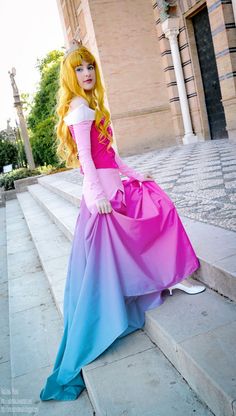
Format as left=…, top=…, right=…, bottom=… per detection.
left=182, top=133, right=199, bottom=144
left=227, top=129, right=236, bottom=141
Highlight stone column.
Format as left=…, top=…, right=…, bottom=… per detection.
left=9, top=68, right=35, bottom=169
left=232, top=0, right=236, bottom=25
left=162, top=18, right=198, bottom=144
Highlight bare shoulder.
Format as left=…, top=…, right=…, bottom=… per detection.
left=70, top=96, right=88, bottom=111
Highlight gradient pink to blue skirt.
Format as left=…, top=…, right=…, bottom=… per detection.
left=40, top=178, right=200, bottom=401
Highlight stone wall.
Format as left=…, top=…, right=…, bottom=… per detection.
left=57, top=0, right=176, bottom=155
left=57, top=0, right=236, bottom=151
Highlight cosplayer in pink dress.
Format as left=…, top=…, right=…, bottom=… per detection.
left=40, top=101, right=203, bottom=401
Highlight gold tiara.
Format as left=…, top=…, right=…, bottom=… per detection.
left=64, top=39, right=83, bottom=59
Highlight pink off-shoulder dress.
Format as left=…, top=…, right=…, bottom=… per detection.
left=64, top=103, right=146, bottom=214
left=39, top=103, right=200, bottom=401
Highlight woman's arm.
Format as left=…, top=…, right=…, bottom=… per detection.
left=73, top=120, right=107, bottom=204
left=114, top=152, right=146, bottom=181
left=64, top=102, right=113, bottom=214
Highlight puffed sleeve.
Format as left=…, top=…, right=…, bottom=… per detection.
left=64, top=104, right=107, bottom=210
left=114, top=153, right=146, bottom=182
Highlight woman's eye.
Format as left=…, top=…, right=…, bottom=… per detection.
left=75, top=66, right=94, bottom=72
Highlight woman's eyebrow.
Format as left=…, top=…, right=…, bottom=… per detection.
left=76, top=63, right=93, bottom=67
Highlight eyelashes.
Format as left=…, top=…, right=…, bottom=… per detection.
left=75, top=65, right=94, bottom=72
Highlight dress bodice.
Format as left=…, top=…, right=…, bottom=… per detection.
left=69, top=120, right=119, bottom=174
left=63, top=102, right=145, bottom=214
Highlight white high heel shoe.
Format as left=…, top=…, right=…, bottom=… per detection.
left=168, top=280, right=206, bottom=295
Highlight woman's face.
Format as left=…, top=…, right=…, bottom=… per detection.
left=75, top=60, right=96, bottom=91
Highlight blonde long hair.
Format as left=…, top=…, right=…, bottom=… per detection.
left=56, top=45, right=113, bottom=168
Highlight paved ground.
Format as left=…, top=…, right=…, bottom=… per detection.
left=54, top=138, right=236, bottom=232
left=0, top=207, right=12, bottom=414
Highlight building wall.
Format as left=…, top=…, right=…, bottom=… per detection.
left=152, top=0, right=236, bottom=141
left=206, top=0, right=236, bottom=140
left=57, top=0, right=176, bottom=155
left=57, top=0, right=236, bottom=154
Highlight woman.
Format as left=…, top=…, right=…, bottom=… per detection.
left=40, top=40, right=205, bottom=401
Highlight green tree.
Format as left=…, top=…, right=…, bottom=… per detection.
left=31, top=117, right=59, bottom=166
left=0, top=132, right=18, bottom=172
left=21, top=92, right=32, bottom=114
left=27, top=50, right=64, bottom=166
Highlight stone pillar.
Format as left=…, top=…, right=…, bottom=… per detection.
left=9, top=68, right=35, bottom=169
left=232, top=0, right=236, bottom=25
left=56, top=0, right=69, bottom=47
left=207, top=0, right=236, bottom=142
left=162, top=17, right=198, bottom=144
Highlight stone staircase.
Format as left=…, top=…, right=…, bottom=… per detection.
left=3, top=171, right=236, bottom=416
left=2, top=198, right=94, bottom=415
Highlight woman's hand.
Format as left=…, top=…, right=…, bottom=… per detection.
left=141, top=173, right=155, bottom=181
left=95, top=197, right=113, bottom=214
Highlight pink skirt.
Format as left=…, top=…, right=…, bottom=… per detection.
left=40, top=178, right=200, bottom=401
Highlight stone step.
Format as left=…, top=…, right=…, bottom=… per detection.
left=10, top=194, right=215, bottom=415
left=27, top=183, right=78, bottom=242
left=16, top=191, right=72, bottom=315
left=33, top=176, right=236, bottom=301
left=0, top=206, right=12, bottom=413
left=17, top=182, right=236, bottom=415
left=82, top=329, right=214, bottom=416
left=5, top=198, right=94, bottom=415
left=144, top=289, right=236, bottom=416
left=180, top=216, right=236, bottom=302
left=38, top=174, right=83, bottom=208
